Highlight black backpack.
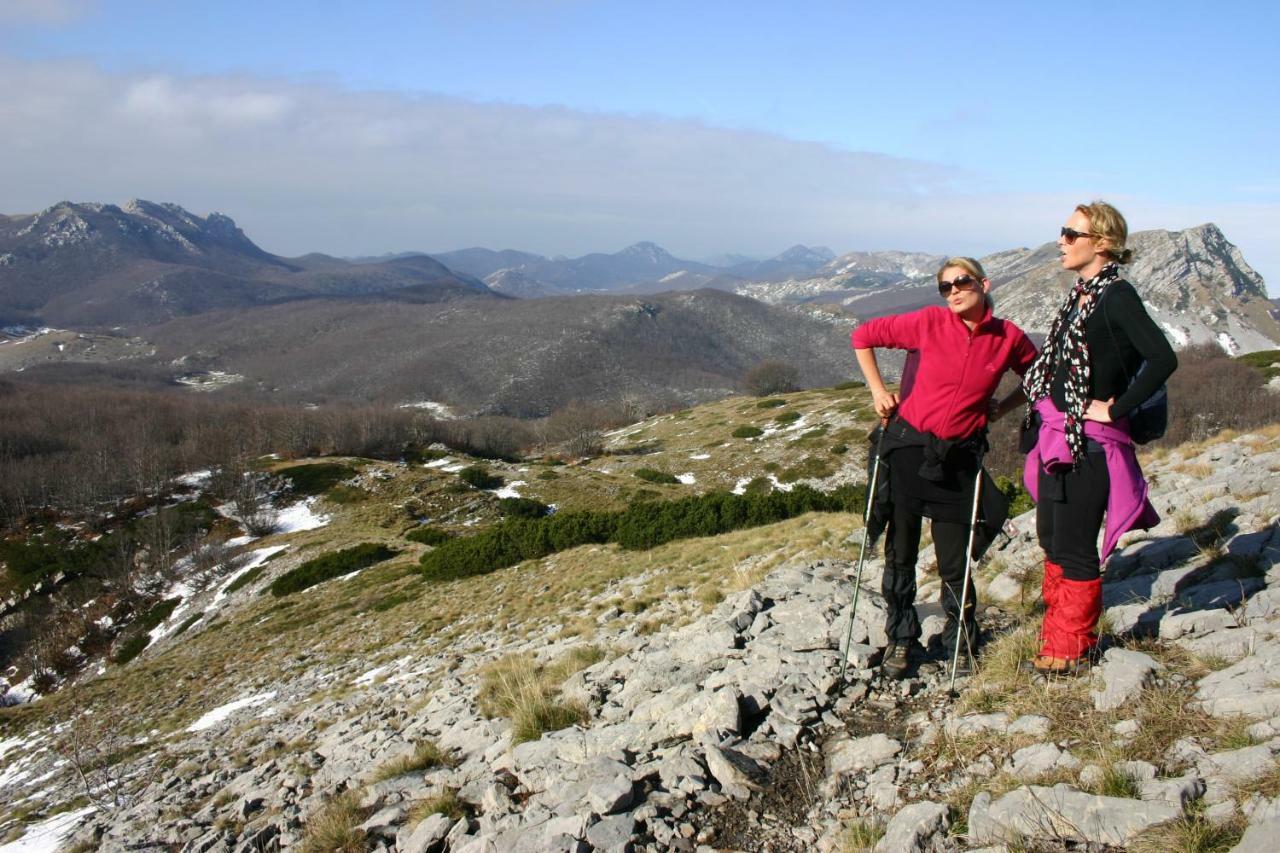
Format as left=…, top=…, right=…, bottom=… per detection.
left=1101, top=288, right=1168, bottom=444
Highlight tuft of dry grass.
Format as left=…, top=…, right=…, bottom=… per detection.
left=840, top=818, right=885, bottom=852
left=296, top=791, right=364, bottom=853
left=476, top=651, right=595, bottom=744
left=1129, top=808, right=1246, bottom=853
left=407, top=789, right=465, bottom=824
left=370, top=740, right=452, bottom=782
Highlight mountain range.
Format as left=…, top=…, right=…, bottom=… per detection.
left=2, top=200, right=1276, bottom=415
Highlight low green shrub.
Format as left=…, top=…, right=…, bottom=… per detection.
left=732, top=426, right=764, bottom=439
left=634, top=468, right=678, bottom=484
left=280, top=462, right=358, bottom=496
left=324, top=485, right=367, bottom=504
left=834, top=379, right=866, bottom=390
left=420, top=484, right=865, bottom=582
left=224, top=564, right=267, bottom=595
left=996, top=475, right=1034, bottom=517
left=403, top=446, right=448, bottom=464
left=756, top=398, right=787, bottom=409
left=498, top=497, right=551, bottom=518
left=113, top=633, right=149, bottom=665
left=270, top=544, right=396, bottom=597
left=774, top=411, right=801, bottom=425
left=136, top=597, right=182, bottom=632
left=831, top=444, right=849, bottom=455
left=459, top=466, right=504, bottom=490
left=779, top=455, right=834, bottom=483
left=173, top=613, right=202, bottom=636
left=406, top=526, right=453, bottom=546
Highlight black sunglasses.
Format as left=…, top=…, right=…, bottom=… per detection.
left=1060, top=226, right=1095, bottom=244
left=938, top=274, right=980, bottom=297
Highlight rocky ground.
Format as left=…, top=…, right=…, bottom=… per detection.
left=2, top=428, right=1279, bottom=852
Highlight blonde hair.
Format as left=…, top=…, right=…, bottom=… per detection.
left=936, top=256, right=986, bottom=282
left=937, top=256, right=993, bottom=310
left=1076, top=200, right=1133, bottom=264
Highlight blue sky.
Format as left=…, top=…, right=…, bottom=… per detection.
left=3, top=0, right=1278, bottom=292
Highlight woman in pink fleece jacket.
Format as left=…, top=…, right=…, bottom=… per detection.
left=852, top=257, right=1037, bottom=678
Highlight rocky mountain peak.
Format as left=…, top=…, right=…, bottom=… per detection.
left=777, top=244, right=836, bottom=264
left=617, top=241, right=675, bottom=264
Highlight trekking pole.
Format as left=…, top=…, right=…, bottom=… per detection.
left=839, top=420, right=888, bottom=682
left=949, top=467, right=984, bottom=694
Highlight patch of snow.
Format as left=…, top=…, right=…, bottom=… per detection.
left=1216, top=332, right=1240, bottom=355
left=424, top=458, right=455, bottom=468
left=186, top=691, right=278, bottom=732
left=0, top=806, right=95, bottom=852
left=274, top=498, right=330, bottom=534
left=768, top=475, right=795, bottom=492
left=493, top=480, right=526, bottom=499
left=355, top=664, right=391, bottom=686
left=442, top=463, right=466, bottom=473
left=676, top=473, right=696, bottom=485
left=732, top=478, right=752, bottom=495
left=174, top=469, right=212, bottom=488
left=689, top=453, right=711, bottom=460
left=1159, top=322, right=1189, bottom=347
left=397, top=400, right=456, bottom=419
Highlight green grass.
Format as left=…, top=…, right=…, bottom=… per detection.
left=270, top=544, right=396, bottom=597
left=756, top=398, right=787, bottom=408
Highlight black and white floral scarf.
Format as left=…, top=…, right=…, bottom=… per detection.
left=1021, top=263, right=1120, bottom=464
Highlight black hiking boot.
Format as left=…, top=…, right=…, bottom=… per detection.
left=880, top=642, right=914, bottom=679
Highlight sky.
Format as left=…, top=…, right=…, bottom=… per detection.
left=2, top=0, right=1278, bottom=292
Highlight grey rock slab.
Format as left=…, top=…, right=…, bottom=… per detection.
left=398, top=813, right=453, bottom=853
left=691, top=687, right=741, bottom=742
left=1091, top=648, right=1161, bottom=712
left=825, top=733, right=902, bottom=777
left=873, top=801, right=950, bottom=853
left=1197, top=744, right=1280, bottom=786
left=358, top=804, right=406, bottom=838
left=1005, top=743, right=1063, bottom=780
left=943, top=712, right=1009, bottom=737
left=587, top=773, right=635, bottom=816
left=1140, top=775, right=1205, bottom=807
left=703, top=744, right=763, bottom=799
left=968, top=784, right=1182, bottom=847
left=585, top=814, right=637, bottom=852
left=1232, top=817, right=1280, bottom=852
left=1160, top=608, right=1237, bottom=640
left=1007, top=715, right=1052, bottom=738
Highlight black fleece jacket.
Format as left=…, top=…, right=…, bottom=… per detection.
left=1049, top=279, right=1178, bottom=421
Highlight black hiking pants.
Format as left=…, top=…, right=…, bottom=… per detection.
left=882, top=499, right=978, bottom=654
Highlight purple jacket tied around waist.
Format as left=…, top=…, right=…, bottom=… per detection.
left=1024, top=398, right=1159, bottom=559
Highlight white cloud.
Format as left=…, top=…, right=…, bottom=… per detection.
left=0, top=56, right=1275, bottom=292
left=0, top=0, right=95, bottom=24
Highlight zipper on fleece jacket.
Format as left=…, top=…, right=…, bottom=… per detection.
left=940, top=322, right=976, bottom=430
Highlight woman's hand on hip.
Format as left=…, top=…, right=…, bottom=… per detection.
left=1083, top=398, right=1115, bottom=423
left=872, top=388, right=900, bottom=419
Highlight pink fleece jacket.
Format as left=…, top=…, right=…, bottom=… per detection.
left=851, top=305, right=1038, bottom=440
left=1024, top=398, right=1160, bottom=559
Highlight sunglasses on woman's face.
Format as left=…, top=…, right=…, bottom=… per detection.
left=1060, top=226, right=1095, bottom=244
left=938, top=274, right=980, bottom=297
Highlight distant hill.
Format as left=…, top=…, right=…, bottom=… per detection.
left=0, top=201, right=496, bottom=327
left=140, top=288, right=858, bottom=415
